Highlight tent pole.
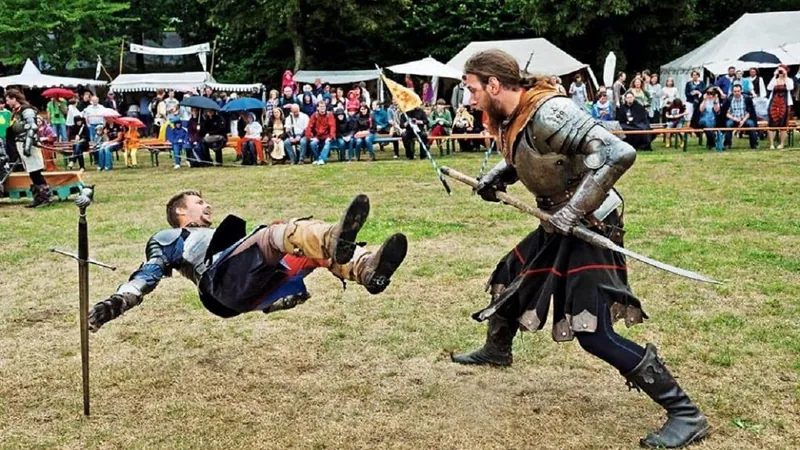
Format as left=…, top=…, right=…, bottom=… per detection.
left=210, top=39, right=218, bottom=76
left=118, top=39, right=125, bottom=75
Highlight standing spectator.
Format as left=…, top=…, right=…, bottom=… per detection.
left=78, top=91, right=92, bottom=111
left=549, top=75, right=567, bottom=95
left=216, top=92, right=229, bottom=109
left=304, top=102, right=336, bottom=165
left=279, top=86, right=298, bottom=114
left=568, top=74, right=588, bottom=110
left=591, top=91, right=614, bottom=121
left=328, top=92, right=344, bottom=111
left=616, top=91, right=653, bottom=150
left=265, top=107, right=286, bottom=164
left=748, top=68, right=767, bottom=98
left=629, top=78, right=650, bottom=109
left=734, top=70, right=751, bottom=95
left=333, top=107, right=356, bottom=162
left=167, top=118, right=189, bottom=169
left=301, top=84, right=317, bottom=104
left=346, top=90, right=360, bottom=114
left=685, top=71, right=705, bottom=105
left=387, top=101, right=403, bottom=159
left=313, top=78, right=324, bottom=97
left=766, top=65, right=794, bottom=149
left=612, top=72, right=627, bottom=108
left=265, top=89, right=279, bottom=119
left=82, top=96, right=105, bottom=141
left=661, top=78, right=679, bottom=115
left=451, top=76, right=467, bottom=112
left=202, top=87, right=214, bottom=98
left=46, top=96, right=68, bottom=142
left=300, top=93, right=316, bottom=117
left=352, top=103, right=375, bottom=161
left=199, top=109, right=227, bottom=166
left=283, top=104, right=309, bottom=164
left=698, top=87, right=722, bottom=150
left=138, top=95, right=152, bottom=136
left=400, top=107, right=428, bottom=160
left=664, top=98, right=688, bottom=149
left=715, top=66, right=736, bottom=99
left=321, top=84, right=332, bottom=103
left=65, top=98, right=81, bottom=140
left=179, top=92, right=192, bottom=127
left=404, top=74, right=415, bottom=92
left=451, top=105, right=475, bottom=152
left=122, top=124, right=140, bottom=168
left=125, top=99, right=140, bottom=118
left=357, top=81, right=371, bottom=106
left=103, top=92, right=119, bottom=112
left=69, top=116, right=89, bottom=171
left=646, top=73, right=662, bottom=123
left=242, top=112, right=265, bottom=165
left=91, top=124, right=104, bottom=167
left=150, top=90, right=167, bottom=136
left=187, top=108, right=207, bottom=167
left=282, top=70, right=298, bottom=96
left=720, top=84, right=758, bottom=150
left=36, top=117, right=58, bottom=172
left=422, top=82, right=433, bottom=106
left=427, top=99, right=452, bottom=149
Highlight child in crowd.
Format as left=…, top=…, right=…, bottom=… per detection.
left=123, top=124, right=140, bottom=168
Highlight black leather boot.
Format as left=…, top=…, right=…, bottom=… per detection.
left=451, top=286, right=518, bottom=367
left=359, top=233, right=408, bottom=295
left=625, top=344, right=710, bottom=448
left=329, top=194, right=370, bottom=264
left=25, top=184, right=42, bottom=208
left=34, top=184, right=54, bottom=208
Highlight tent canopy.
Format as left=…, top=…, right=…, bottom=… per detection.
left=704, top=41, right=800, bottom=75
left=109, top=72, right=212, bottom=93
left=447, top=38, right=593, bottom=79
left=294, top=69, right=380, bottom=85
left=387, top=56, right=463, bottom=80
left=0, top=59, right=107, bottom=88
left=205, top=81, right=263, bottom=93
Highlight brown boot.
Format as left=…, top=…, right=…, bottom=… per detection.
left=358, top=233, right=408, bottom=294
left=451, top=285, right=517, bottom=366
left=35, top=184, right=54, bottom=208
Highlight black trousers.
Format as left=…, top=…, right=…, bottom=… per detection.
left=402, top=130, right=428, bottom=160
left=204, top=140, right=224, bottom=165
left=575, top=301, right=645, bottom=374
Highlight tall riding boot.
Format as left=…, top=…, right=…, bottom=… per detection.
left=35, top=184, right=54, bottom=208
left=624, top=344, right=710, bottom=448
left=330, top=233, right=408, bottom=294
left=451, top=285, right=518, bottom=367
left=282, top=194, right=370, bottom=264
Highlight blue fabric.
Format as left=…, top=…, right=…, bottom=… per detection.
left=128, top=236, right=184, bottom=293
left=371, top=109, right=389, bottom=128
left=172, top=143, right=183, bottom=165
left=168, top=126, right=189, bottom=144
left=724, top=119, right=758, bottom=149
left=575, top=299, right=645, bottom=374
left=284, top=138, right=299, bottom=163
left=729, top=97, right=745, bottom=119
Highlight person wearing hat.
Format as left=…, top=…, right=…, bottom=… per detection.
left=242, top=112, right=265, bottom=165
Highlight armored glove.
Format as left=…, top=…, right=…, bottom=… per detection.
left=548, top=204, right=583, bottom=235
left=88, top=292, right=141, bottom=332
left=474, top=160, right=517, bottom=203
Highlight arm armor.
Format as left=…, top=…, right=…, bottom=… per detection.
left=22, top=108, right=38, bottom=156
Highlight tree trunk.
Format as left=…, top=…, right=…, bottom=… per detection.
left=286, top=12, right=304, bottom=72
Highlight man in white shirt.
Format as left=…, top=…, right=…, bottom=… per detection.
left=82, top=96, right=106, bottom=141
left=283, top=104, right=309, bottom=164
left=164, top=89, right=180, bottom=122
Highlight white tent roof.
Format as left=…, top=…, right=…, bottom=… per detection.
left=704, top=41, right=800, bottom=75
left=294, top=69, right=380, bottom=85
left=447, top=38, right=590, bottom=77
left=205, top=81, right=263, bottom=93
left=0, top=59, right=107, bottom=88
left=387, top=56, right=463, bottom=80
left=109, top=71, right=213, bottom=92
left=662, top=11, right=800, bottom=73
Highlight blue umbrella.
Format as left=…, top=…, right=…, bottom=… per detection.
left=739, top=51, right=781, bottom=64
left=222, top=97, right=266, bottom=112
left=180, top=95, right=221, bottom=111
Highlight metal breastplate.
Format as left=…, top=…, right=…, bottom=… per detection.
left=177, top=227, right=216, bottom=284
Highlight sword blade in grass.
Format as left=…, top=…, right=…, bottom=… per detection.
left=441, top=166, right=723, bottom=285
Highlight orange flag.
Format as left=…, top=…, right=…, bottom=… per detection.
left=381, top=73, right=422, bottom=113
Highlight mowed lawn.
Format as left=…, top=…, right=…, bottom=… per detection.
left=1, top=141, right=798, bottom=449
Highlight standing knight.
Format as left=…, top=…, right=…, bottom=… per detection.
left=450, top=49, right=709, bottom=449
left=4, top=89, right=53, bottom=207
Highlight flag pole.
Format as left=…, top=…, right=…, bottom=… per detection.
left=118, top=39, right=125, bottom=76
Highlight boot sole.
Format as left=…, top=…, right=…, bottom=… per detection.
left=640, top=424, right=710, bottom=448
left=450, top=353, right=512, bottom=367
left=333, top=194, right=370, bottom=264
left=366, top=233, right=408, bottom=294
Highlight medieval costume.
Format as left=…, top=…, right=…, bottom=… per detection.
left=451, top=79, right=709, bottom=448
left=6, top=94, right=53, bottom=207
left=87, top=194, right=408, bottom=331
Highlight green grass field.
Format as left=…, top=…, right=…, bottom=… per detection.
left=1, top=140, right=799, bottom=449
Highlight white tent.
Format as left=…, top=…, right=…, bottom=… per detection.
left=0, top=59, right=107, bottom=88
left=110, top=72, right=212, bottom=93
left=294, top=69, right=380, bottom=85
left=205, top=81, right=264, bottom=93
left=447, top=38, right=598, bottom=88
left=661, top=11, right=800, bottom=94
left=387, top=56, right=463, bottom=80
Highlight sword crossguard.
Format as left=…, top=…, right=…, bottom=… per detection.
left=50, top=249, right=117, bottom=271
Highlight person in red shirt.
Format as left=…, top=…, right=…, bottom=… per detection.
left=346, top=90, right=361, bottom=114
left=302, top=102, right=336, bottom=165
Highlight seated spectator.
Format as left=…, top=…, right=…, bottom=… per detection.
left=346, top=90, right=361, bottom=114
left=239, top=113, right=264, bottom=165
left=697, top=87, right=722, bottom=150
left=283, top=104, right=309, bottom=164
left=199, top=109, right=227, bottom=166
left=167, top=117, right=189, bottom=169
left=300, top=93, right=316, bottom=117
left=332, top=107, right=356, bottom=162
left=452, top=105, right=475, bottom=152
left=352, top=103, right=375, bottom=161
left=428, top=99, right=452, bottom=148
left=123, top=124, right=140, bottom=168
left=616, top=91, right=653, bottom=151
left=186, top=108, right=209, bottom=167
left=591, top=91, right=614, bottom=121
left=664, top=98, right=688, bottom=149
left=265, top=107, right=287, bottom=164
left=720, top=84, right=758, bottom=150
left=280, top=86, right=298, bottom=114
left=569, top=74, right=588, bottom=110
left=36, top=117, right=58, bottom=172
left=69, top=116, right=89, bottom=171
left=97, top=120, right=123, bottom=171
left=302, top=102, right=335, bottom=165
left=400, top=107, right=428, bottom=160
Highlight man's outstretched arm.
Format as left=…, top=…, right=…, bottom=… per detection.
left=88, top=230, right=182, bottom=331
